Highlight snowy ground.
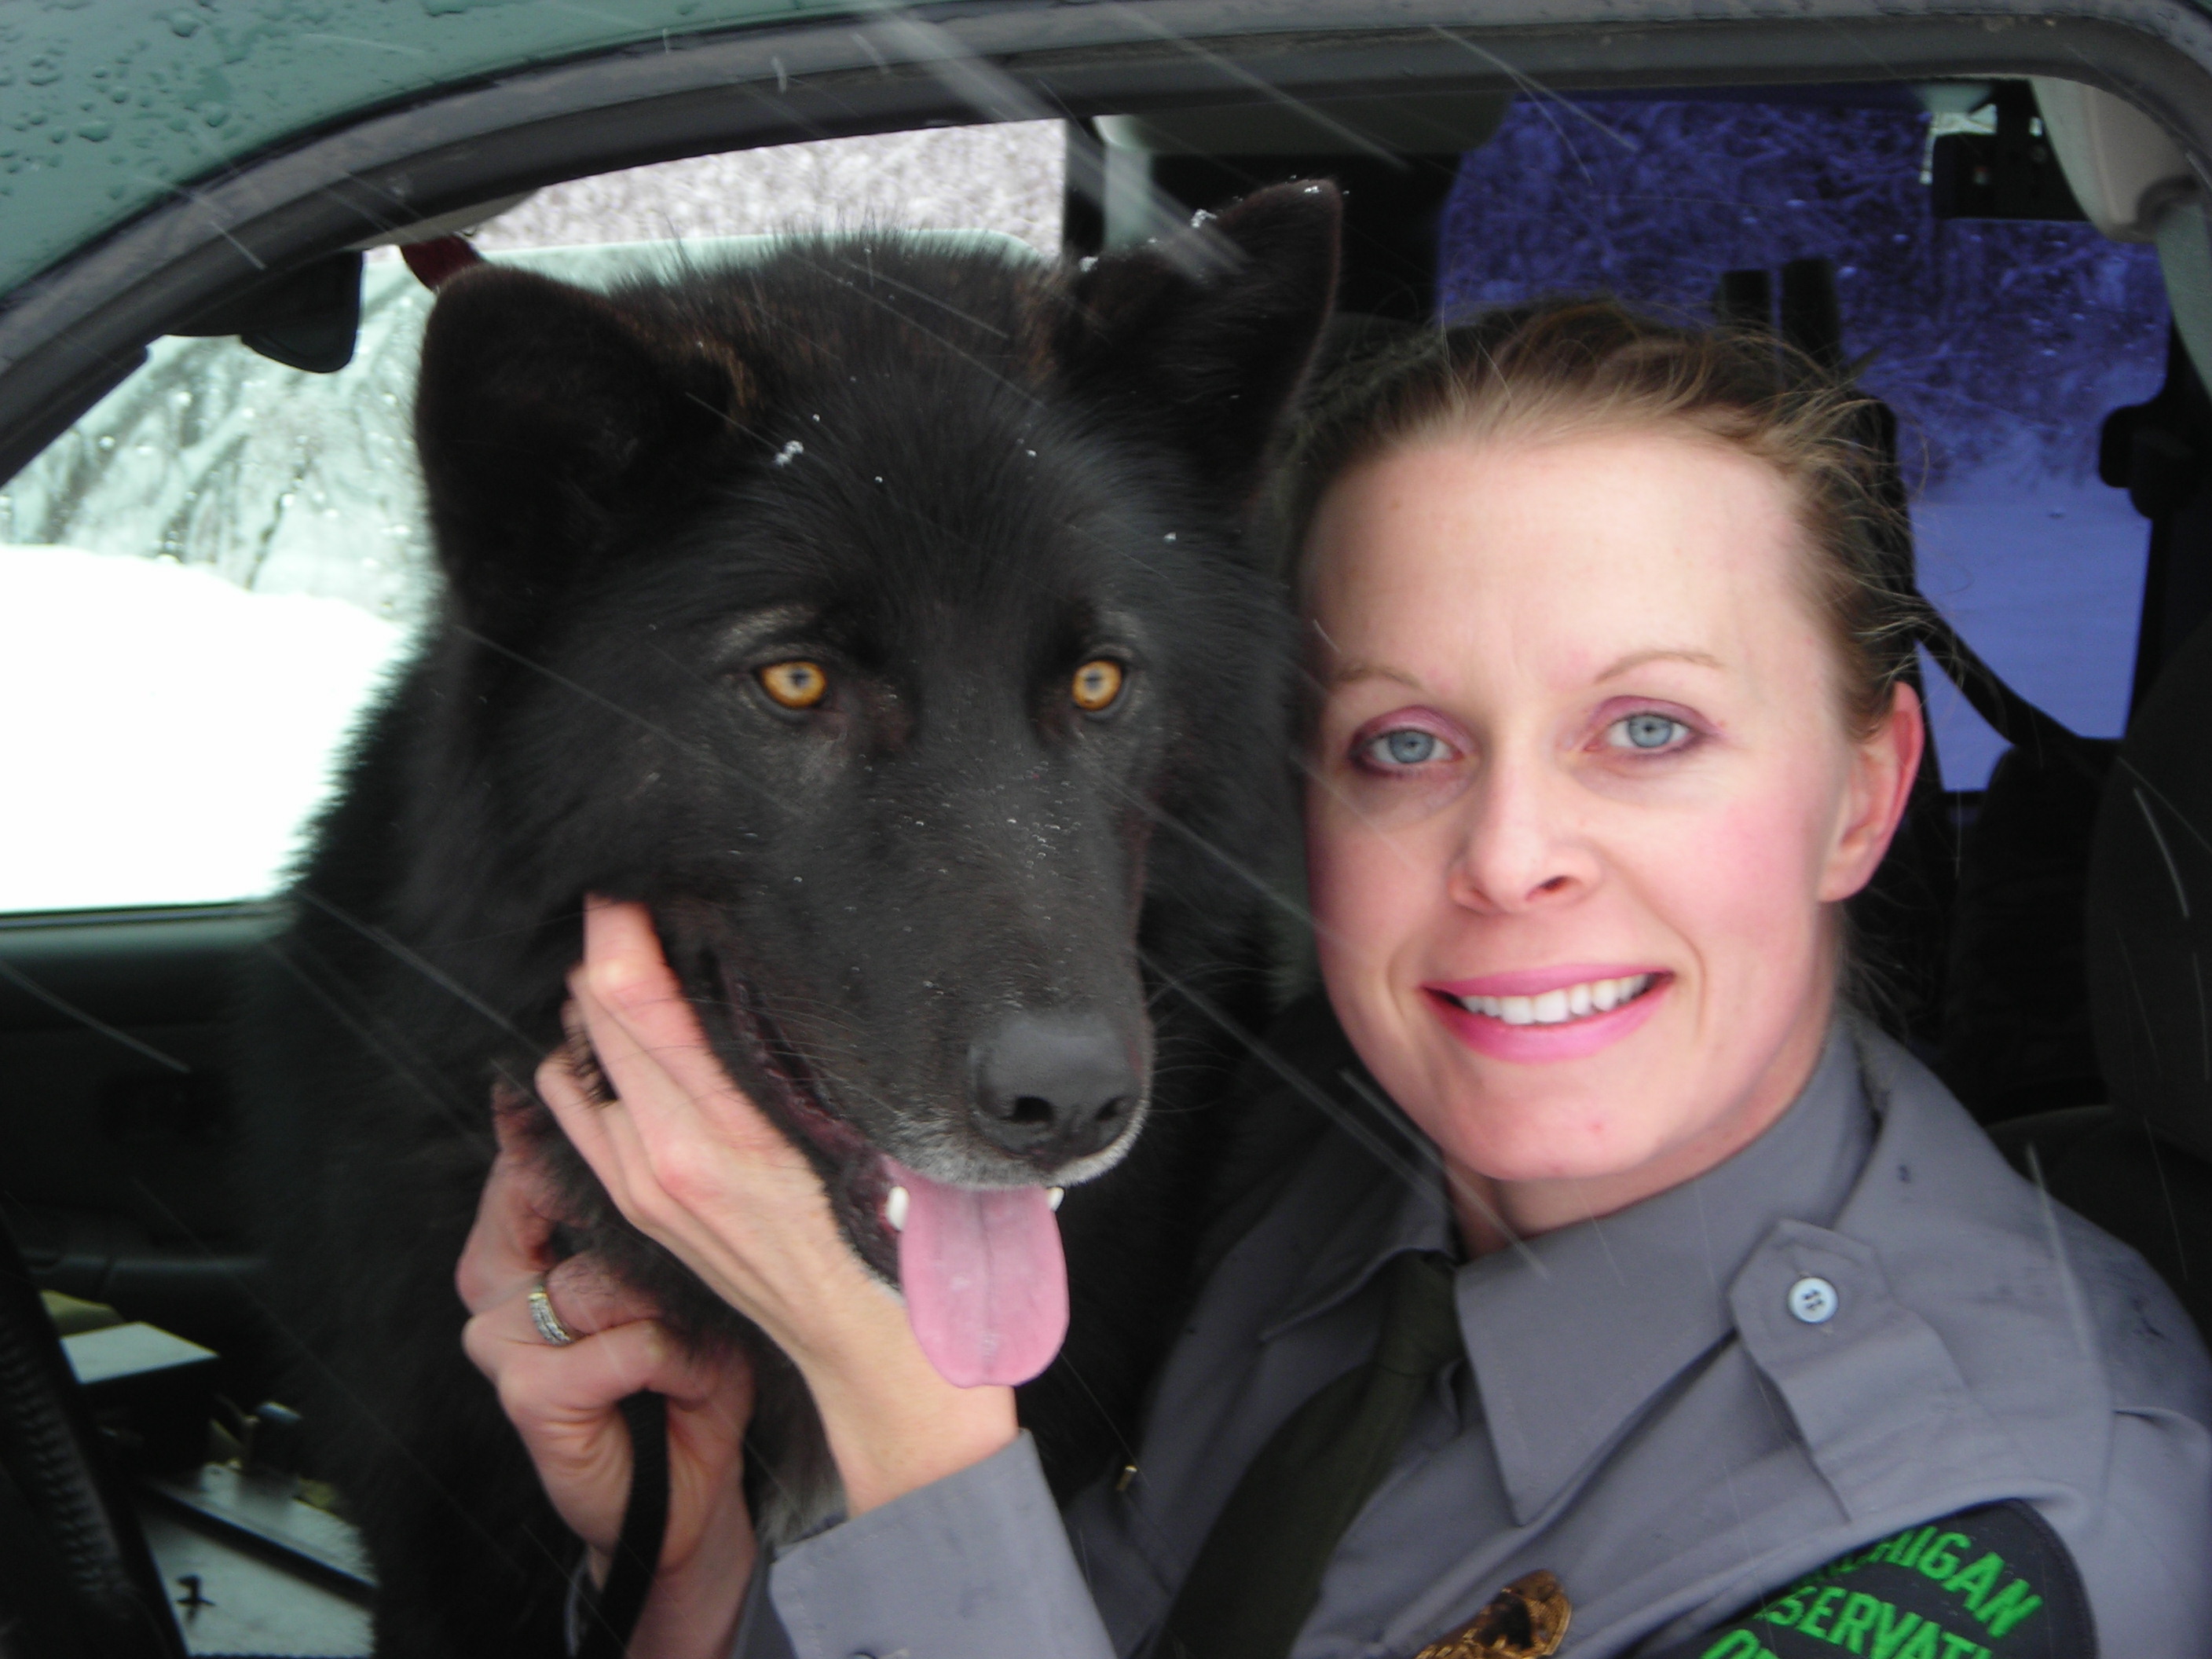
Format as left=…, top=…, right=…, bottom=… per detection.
left=1914, top=473, right=2150, bottom=787
left=0, top=545, right=412, bottom=913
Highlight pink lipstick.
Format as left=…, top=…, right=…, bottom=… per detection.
left=1424, top=965, right=1671, bottom=1062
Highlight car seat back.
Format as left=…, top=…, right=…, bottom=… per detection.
left=1988, top=608, right=2212, bottom=1343
left=2087, top=610, right=2212, bottom=1163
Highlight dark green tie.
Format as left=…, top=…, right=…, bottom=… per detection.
left=1158, top=1250, right=1463, bottom=1659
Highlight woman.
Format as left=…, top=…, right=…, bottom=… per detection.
left=458, top=301, right=2212, bottom=1657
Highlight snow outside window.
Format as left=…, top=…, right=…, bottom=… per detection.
left=0, top=124, right=1064, bottom=916
left=0, top=274, right=430, bottom=916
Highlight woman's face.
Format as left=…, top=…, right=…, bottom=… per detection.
left=1302, top=427, right=1921, bottom=1230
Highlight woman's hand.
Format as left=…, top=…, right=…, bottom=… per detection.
left=535, top=897, right=1017, bottom=1516
left=456, top=1114, right=755, bottom=1659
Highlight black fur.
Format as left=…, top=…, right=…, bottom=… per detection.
left=244, top=187, right=1339, bottom=1654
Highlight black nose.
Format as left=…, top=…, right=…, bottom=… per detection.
left=970, top=1011, right=1142, bottom=1166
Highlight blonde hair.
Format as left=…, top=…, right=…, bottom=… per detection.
left=1278, top=298, right=1935, bottom=739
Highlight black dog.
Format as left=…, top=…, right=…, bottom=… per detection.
left=244, top=184, right=1339, bottom=1654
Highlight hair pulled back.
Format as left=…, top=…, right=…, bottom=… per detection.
left=1276, top=298, right=1936, bottom=739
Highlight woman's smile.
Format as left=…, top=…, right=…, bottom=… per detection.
left=1424, top=966, right=1672, bottom=1060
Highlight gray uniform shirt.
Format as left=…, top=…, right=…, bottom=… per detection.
left=762, top=1020, right=2212, bottom=1657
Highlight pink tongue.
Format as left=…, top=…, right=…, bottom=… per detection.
left=888, top=1160, right=1068, bottom=1388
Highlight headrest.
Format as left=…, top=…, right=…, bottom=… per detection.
left=2031, top=79, right=2212, bottom=397
left=2031, top=79, right=2194, bottom=244
left=2087, top=612, right=2212, bottom=1163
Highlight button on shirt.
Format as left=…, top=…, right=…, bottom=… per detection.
left=762, top=1017, right=2212, bottom=1659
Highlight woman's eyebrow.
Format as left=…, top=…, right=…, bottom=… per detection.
left=1595, top=646, right=1726, bottom=680
left=1326, top=662, right=1428, bottom=692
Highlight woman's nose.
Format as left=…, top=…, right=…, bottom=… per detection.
left=1445, top=756, right=1597, bottom=914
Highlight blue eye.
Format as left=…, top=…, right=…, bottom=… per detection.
left=1365, top=728, right=1444, bottom=767
left=1612, top=712, right=1690, bottom=752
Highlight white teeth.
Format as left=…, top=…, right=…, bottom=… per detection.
left=1047, top=1187, right=1064, bottom=1210
left=885, top=1186, right=909, bottom=1232
left=1459, top=973, right=1656, bottom=1025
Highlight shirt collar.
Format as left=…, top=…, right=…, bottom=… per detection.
left=1257, top=1050, right=1456, bottom=1345
left=1263, top=1017, right=1875, bottom=1525
left=1462, top=1021, right=1874, bottom=1523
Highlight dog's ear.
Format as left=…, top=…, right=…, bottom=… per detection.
left=1062, top=181, right=1341, bottom=496
left=414, top=264, right=744, bottom=632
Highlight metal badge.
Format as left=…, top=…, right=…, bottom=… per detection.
left=1412, top=1570, right=1572, bottom=1659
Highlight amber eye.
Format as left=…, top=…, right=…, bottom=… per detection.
left=1071, top=659, right=1125, bottom=712
left=758, top=660, right=829, bottom=709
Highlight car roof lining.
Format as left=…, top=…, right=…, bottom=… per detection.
left=2, top=2, right=2209, bottom=485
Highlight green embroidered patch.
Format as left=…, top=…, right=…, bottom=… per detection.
left=1646, top=1502, right=2093, bottom=1659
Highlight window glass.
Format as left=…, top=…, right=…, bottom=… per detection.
left=0, top=123, right=1065, bottom=915
left=1437, top=93, right=2168, bottom=787
left=0, top=280, right=430, bottom=915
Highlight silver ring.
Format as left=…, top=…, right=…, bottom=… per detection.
left=527, top=1279, right=577, bottom=1346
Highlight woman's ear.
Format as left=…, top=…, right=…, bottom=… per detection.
left=1818, top=679, right=1928, bottom=903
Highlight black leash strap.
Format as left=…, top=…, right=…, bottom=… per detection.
left=576, top=1390, right=670, bottom=1659
left=1745, top=258, right=2103, bottom=785
left=1916, top=608, right=2106, bottom=784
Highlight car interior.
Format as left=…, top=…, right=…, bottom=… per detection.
left=0, top=6, right=2209, bottom=1653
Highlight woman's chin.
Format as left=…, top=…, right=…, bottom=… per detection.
left=1435, top=1106, right=1685, bottom=1195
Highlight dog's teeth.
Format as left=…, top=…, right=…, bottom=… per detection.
left=1047, top=1186, right=1064, bottom=1210
left=885, top=1186, right=909, bottom=1232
